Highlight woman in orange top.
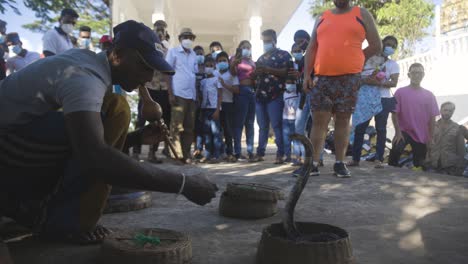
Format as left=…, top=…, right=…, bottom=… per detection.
left=302, top=0, right=382, bottom=178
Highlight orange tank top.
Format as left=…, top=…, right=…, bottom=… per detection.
left=314, top=6, right=366, bottom=76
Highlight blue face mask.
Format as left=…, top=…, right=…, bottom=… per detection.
left=212, top=50, right=222, bottom=59
left=0, top=35, right=4, bottom=44
left=217, top=61, right=229, bottom=71
left=292, top=52, right=303, bottom=61
left=242, top=49, right=251, bottom=58
left=285, top=83, right=296, bottom=92
left=263, top=43, right=274, bottom=53
left=12, top=45, right=22, bottom=55
left=383, top=46, right=395, bottom=57
left=196, top=55, right=205, bottom=64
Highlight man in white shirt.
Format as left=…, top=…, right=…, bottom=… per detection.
left=42, top=8, right=79, bottom=57
left=0, top=21, right=217, bottom=247
left=165, top=28, right=198, bottom=163
left=5, top=32, right=40, bottom=74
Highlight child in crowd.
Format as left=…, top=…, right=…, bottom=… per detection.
left=199, top=57, right=223, bottom=163
left=193, top=45, right=206, bottom=160
left=216, top=51, right=240, bottom=162
left=282, top=75, right=300, bottom=163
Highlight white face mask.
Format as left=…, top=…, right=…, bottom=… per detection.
left=205, top=67, right=214, bottom=75
left=181, top=39, right=193, bottom=49
left=161, top=40, right=170, bottom=48
left=61, top=23, right=74, bottom=34
left=79, top=38, right=91, bottom=49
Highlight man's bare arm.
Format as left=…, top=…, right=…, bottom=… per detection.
left=361, top=8, right=382, bottom=60
left=65, top=111, right=218, bottom=205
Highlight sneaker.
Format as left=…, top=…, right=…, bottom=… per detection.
left=227, top=155, right=237, bottom=163
left=334, top=162, right=351, bottom=178
left=318, top=160, right=324, bottom=167
left=274, top=157, right=284, bottom=164
left=208, top=158, right=221, bottom=164
left=292, top=164, right=320, bottom=177
left=237, top=154, right=248, bottom=161
left=310, top=163, right=320, bottom=176
left=249, top=154, right=264, bottom=162
left=292, top=167, right=303, bottom=177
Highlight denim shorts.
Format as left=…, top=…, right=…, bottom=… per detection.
left=310, top=74, right=361, bottom=113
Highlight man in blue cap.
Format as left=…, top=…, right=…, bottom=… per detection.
left=0, top=20, right=218, bottom=247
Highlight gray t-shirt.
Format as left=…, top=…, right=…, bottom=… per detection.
left=0, top=49, right=112, bottom=135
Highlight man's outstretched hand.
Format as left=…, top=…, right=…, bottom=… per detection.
left=182, top=174, right=218, bottom=206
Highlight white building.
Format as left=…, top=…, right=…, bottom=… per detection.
left=111, top=0, right=303, bottom=59
left=397, top=2, right=468, bottom=123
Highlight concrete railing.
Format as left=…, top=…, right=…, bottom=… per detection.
left=398, top=32, right=468, bottom=85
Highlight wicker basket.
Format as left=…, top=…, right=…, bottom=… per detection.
left=256, top=222, right=354, bottom=264
left=99, top=228, right=192, bottom=264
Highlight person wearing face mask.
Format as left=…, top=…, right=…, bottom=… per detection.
left=251, top=29, right=293, bottom=165
left=349, top=35, right=401, bottom=169
left=207, top=41, right=223, bottom=61
left=5, top=33, right=40, bottom=74
left=193, top=45, right=207, bottom=160
left=99, top=35, right=113, bottom=52
left=216, top=51, right=240, bottom=162
left=230, top=40, right=256, bottom=161
left=282, top=75, right=300, bottom=164
left=78, top=26, right=94, bottom=51
left=0, top=19, right=8, bottom=81
left=132, top=20, right=172, bottom=163
left=42, top=8, right=79, bottom=57
left=165, top=28, right=199, bottom=163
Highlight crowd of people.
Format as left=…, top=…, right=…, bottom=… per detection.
left=0, top=0, right=467, bottom=262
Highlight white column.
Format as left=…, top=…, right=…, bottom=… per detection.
left=250, top=16, right=263, bottom=61
left=152, top=0, right=165, bottom=24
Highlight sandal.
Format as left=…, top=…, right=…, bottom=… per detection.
left=41, top=225, right=112, bottom=245
left=346, top=160, right=360, bottom=167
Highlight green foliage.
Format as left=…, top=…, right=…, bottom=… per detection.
left=0, top=0, right=110, bottom=37
left=0, top=0, right=19, bottom=15
left=21, top=0, right=111, bottom=35
left=310, top=0, right=435, bottom=59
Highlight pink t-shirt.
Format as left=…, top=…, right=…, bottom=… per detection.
left=236, top=58, right=256, bottom=82
left=394, top=86, right=440, bottom=144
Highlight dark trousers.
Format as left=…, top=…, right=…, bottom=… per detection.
left=388, top=131, right=427, bottom=168
left=221, top=102, right=234, bottom=155
left=133, top=89, right=171, bottom=154
left=352, top=97, right=393, bottom=162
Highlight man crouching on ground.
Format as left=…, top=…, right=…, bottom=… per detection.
left=0, top=20, right=218, bottom=253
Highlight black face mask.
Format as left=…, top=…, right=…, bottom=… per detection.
left=333, top=0, right=349, bottom=9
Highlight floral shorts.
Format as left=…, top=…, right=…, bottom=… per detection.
left=310, top=74, right=361, bottom=113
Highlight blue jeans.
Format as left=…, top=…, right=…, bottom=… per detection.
left=202, top=109, right=223, bottom=159
left=195, top=107, right=204, bottom=151
left=233, top=85, right=256, bottom=157
left=283, top=119, right=299, bottom=159
left=352, top=97, right=394, bottom=162
left=221, top=102, right=234, bottom=155
left=256, top=97, right=284, bottom=157
left=294, top=93, right=311, bottom=158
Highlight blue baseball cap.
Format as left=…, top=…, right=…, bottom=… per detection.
left=113, top=20, right=174, bottom=75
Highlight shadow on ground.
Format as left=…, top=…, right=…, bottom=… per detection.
left=5, top=146, right=468, bottom=264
